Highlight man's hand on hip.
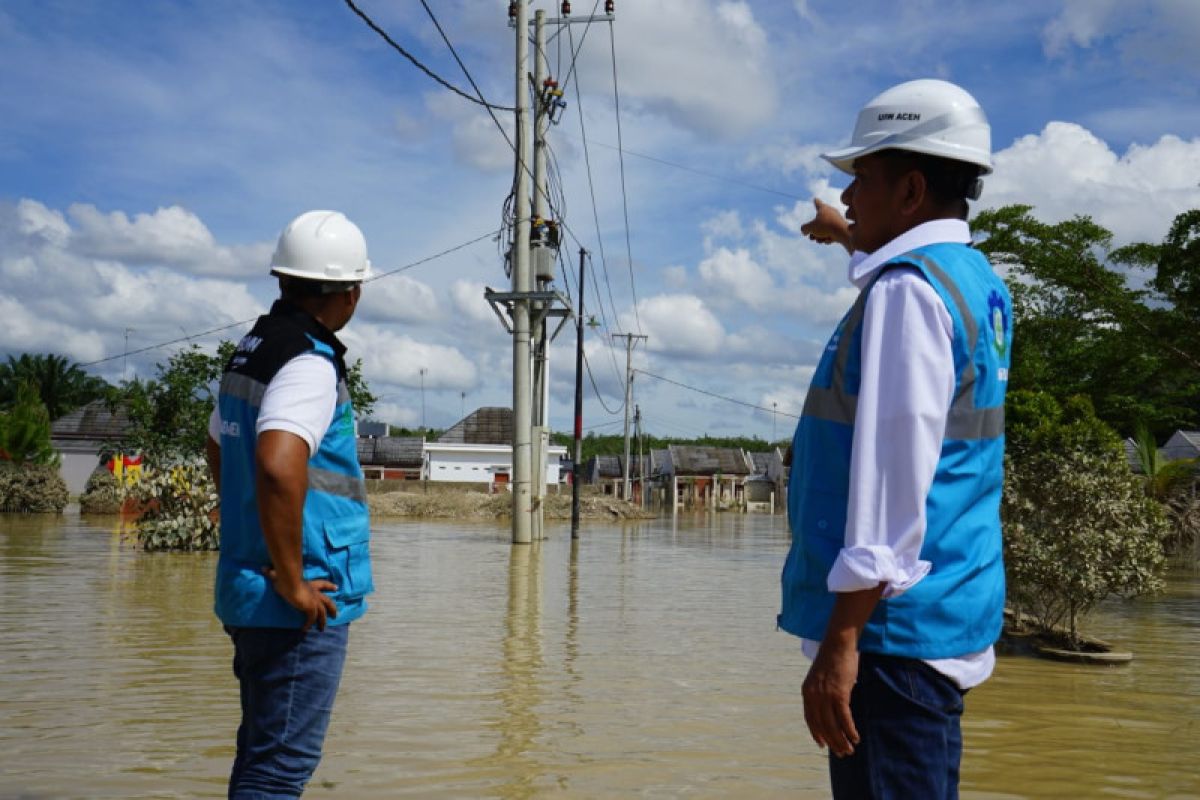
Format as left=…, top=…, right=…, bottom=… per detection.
left=263, top=566, right=339, bottom=632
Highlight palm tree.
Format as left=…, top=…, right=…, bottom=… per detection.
left=0, top=353, right=111, bottom=420
left=1132, top=423, right=1196, bottom=501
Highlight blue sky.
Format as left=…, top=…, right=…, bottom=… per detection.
left=2, top=0, right=1199, bottom=440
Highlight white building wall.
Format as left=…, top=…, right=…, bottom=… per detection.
left=425, top=444, right=567, bottom=484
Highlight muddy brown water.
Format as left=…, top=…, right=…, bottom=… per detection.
left=1, top=513, right=1196, bottom=798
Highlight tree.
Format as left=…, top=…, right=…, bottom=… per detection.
left=117, top=344, right=229, bottom=462
left=0, top=381, right=69, bottom=513
left=974, top=205, right=1200, bottom=439
left=1002, top=391, right=1168, bottom=647
left=346, top=357, right=377, bottom=418
left=0, top=381, right=60, bottom=466
left=118, top=341, right=376, bottom=462
left=1130, top=424, right=1200, bottom=558
left=0, top=353, right=111, bottom=420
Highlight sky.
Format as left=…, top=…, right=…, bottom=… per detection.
left=2, top=0, right=1200, bottom=442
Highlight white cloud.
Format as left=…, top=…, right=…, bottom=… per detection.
left=626, top=293, right=725, bottom=358
left=450, top=279, right=496, bottom=324
left=697, top=247, right=775, bottom=309
left=1042, top=0, right=1120, bottom=55
left=0, top=199, right=263, bottom=370
left=984, top=122, right=1200, bottom=245
left=601, top=0, right=777, bottom=138
left=67, top=203, right=272, bottom=277
left=356, top=274, right=440, bottom=325
left=347, top=324, right=478, bottom=391
left=424, top=93, right=513, bottom=173
left=1043, top=0, right=1200, bottom=69
left=701, top=209, right=744, bottom=245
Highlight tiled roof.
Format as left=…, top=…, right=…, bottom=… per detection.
left=667, top=445, right=752, bottom=476
left=49, top=400, right=133, bottom=441
left=439, top=407, right=512, bottom=445
left=357, top=436, right=423, bottom=467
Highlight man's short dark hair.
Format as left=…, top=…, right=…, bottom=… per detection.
left=876, top=149, right=983, bottom=217
left=278, top=276, right=359, bottom=299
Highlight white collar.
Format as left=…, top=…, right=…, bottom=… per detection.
left=848, top=219, right=972, bottom=288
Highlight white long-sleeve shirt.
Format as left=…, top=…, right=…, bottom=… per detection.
left=801, top=219, right=994, bottom=690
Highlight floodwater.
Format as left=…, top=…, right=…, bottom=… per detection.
left=1, top=513, right=1197, bottom=799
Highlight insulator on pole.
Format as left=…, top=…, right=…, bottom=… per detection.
left=605, top=0, right=614, bottom=14
left=508, top=1, right=517, bottom=21
left=562, top=1, right=571, bottom=15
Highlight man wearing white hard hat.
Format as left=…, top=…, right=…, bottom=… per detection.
left=206, top=210, right=374, bottom=797
left=777, top=80, right=1012, bottom=798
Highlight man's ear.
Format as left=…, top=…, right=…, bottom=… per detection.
left=898, top=169, right=927, bottom=216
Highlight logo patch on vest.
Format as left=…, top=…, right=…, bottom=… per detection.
left=987, top=290, right=1009, bottom=360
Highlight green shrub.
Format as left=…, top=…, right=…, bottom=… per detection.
left=1003, top=391, right=1168, bottom=647
left=0, top=462, right=69, bottom=513
left=80, top=467, right=123, bottom=514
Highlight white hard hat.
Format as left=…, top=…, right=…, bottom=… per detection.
left=269, top=210, right=372, bottom=282
left=823, top=79, right=992, bottom=176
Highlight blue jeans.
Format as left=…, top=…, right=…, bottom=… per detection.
left=225, top=624, right=350, bottom=799
left=829, top=651, right=966, bottom=800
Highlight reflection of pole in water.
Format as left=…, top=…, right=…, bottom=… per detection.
left=565, top=538, right=580, bottom=679
left=495, top=541, right=544, bottom=790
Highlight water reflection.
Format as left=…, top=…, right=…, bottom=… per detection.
left=0, top=514, right=1196, bottom=798
left=486, top=542, right=545, bottom=798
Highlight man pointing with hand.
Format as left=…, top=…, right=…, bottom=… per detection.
left=779, top=80, right=1012, bottom=799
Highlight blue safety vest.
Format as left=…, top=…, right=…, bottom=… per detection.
left=778, top=243, right=1011, bottom=659
left=214, top=300, right=373, bottom=629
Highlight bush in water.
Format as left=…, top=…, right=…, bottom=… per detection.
left=0, top=462, right=69, bottom=513
left=1003, top=391, right=1169, bottom=649
left=133, top=458, right=219, bottom=551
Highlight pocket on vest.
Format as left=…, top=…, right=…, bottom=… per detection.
left=322, top=515, right=374, bottom=600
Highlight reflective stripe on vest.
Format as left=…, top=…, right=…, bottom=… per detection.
left=800, top=252, right=1003, bottom=440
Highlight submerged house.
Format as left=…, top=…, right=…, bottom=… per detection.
left=50, top=400, right=135, bottom=495
left=357, top=436, right=424, bottom=481
left=664, top=444, right=754, bottom=511
left=745, top=448, right=788, bottom=513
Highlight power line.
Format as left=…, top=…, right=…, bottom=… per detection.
left=80, top=228, right=503, bottom=368
left=608, top=20, right=641, bottom=333
left=565, top=26, right=626, bottom=389
left=634, top=369, right=801, bottom=419
left=582, top=419, right=623, bottom=432
left=343, top=0, right=515, bottom=112
left=567, top=24, right=621, bottom=336
left=367, top=227, right=502, bottom=283
left=558, top=0, right=604, bottom=98
left=583, top=351, right=623, bottom=415
left=577, top=137, right=807, bottom=202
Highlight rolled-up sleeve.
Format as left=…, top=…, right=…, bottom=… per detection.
left=827, top=267, right=954, bottom=598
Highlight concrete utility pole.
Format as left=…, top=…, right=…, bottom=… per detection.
left=511, top=0, right=533, bottom=544
left=488, top=2, right=612, bottom=544
left=612, top=332, right=646, bottom=500
left=635, top=403, right=644, bottom=509
left=571, top=248, right=586, bottom=539
left=530, top=8, right=552, bottom=541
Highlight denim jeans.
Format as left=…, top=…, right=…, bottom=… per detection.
left=828, top=651, right=966, bottom=800
left=225, top=624, right=350, bottom=799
